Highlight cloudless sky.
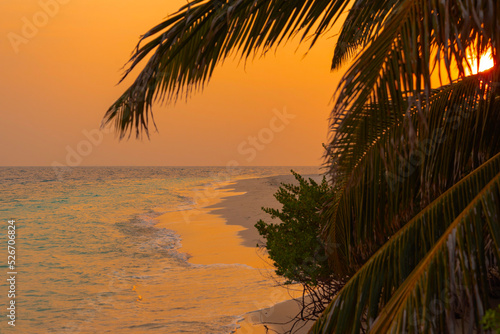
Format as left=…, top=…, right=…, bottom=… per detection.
left=0, top=0, right=343, bottom=166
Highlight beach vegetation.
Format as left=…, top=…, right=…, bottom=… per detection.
left=255, top=171, right=344, bottom=325
left=255, top=171, right=331, bottom=285
left=310, top=0, right=500, bottom=331
left=107, top=0, right=500, bottom=332
left=482, top=305, right=500, bottom=333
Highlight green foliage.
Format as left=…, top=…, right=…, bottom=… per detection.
left=255, top=171, right=332, bottom=285
left=311, top=152, right=500, bottom=333
left=482, top=306, right=500, bottom=334
left=108, top=0, right=500, bottom=332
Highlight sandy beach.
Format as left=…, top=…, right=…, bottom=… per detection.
left=156, top=173, right=322, bottom=334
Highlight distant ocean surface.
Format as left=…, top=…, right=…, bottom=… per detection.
left=0, top=166, right=320, bottom=333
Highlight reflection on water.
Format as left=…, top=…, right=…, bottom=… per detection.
left=0, top=166, right=319, bottom=333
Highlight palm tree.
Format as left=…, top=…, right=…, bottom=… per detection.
left=311, top=1, right=500, bottom=332
left=105, top=0, right=500, bottom=332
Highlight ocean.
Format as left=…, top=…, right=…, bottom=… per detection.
left=0, top=166, right=320, bottom=333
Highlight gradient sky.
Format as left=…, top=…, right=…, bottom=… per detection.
left=1, top=0, right=343, bottom=166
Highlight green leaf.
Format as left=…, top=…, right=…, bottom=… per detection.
left=310, top=151, right=500, bottom=333
left=324, top=70, right=500, bottom=277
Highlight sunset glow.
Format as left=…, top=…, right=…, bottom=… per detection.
left=3, top=1, right=499, bottom=333
left=467, top=50, right=495, bottom=75
left=0, top=0, right=336, bottom=167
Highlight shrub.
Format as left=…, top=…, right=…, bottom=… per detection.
left=255, top=171, right=342, bottom=330
left=255, top=171, right=331, bottom=285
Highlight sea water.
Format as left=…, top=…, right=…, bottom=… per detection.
left=0, top=166, right=320, bottom=333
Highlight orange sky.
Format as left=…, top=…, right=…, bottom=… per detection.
left=0, top=0, right=342, bottom=166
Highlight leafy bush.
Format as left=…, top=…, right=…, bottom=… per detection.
left=255, top=171, right=343, bottom=329
left=482, top=305, right=500, bottom=333
left=255, top=170, right=332, bottom=285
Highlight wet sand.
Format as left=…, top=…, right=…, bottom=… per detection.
left=156, top=173, right=322, bottom=333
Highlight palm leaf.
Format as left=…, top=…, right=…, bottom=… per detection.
left=311, top=151, right=500, bottom=333
left=324, top=69, right=500, bottom=276
left=330, top=0, right=398, bottom=70
left=330, top=0, right=498, bottom=156
left=103, top=0, right=354, bottom=138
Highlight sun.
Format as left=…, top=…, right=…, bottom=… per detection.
left=466, top=50, right=495, bottom=75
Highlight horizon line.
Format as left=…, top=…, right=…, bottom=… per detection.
left=0, top=165, right=322, bottom=168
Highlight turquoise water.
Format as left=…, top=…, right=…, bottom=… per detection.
left=0, top=166, right=319, bottom=333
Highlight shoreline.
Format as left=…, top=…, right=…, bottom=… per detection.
left=155, top=180, right=270, bottom=268
left=209, top=174, right=323, bottom=247
left=156, top=173, right=321, bottom=333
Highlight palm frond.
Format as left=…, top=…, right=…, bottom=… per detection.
left=324, top=70, right=500, bottom=276
left=331, top=0, right=398, bottom=70
left=311, top=151, right=500, bottom=334
left=330, top=0, right=498, bottom=152
left=104, top=0, right=353, bottom=138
